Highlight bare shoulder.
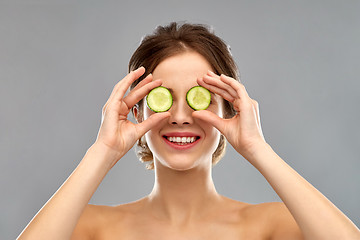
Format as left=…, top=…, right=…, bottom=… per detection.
left=244, top=201, right=304, bottom=239
left=219, top=198, right=303, bottom=239
left=70, top=203, right=128, bottom=239
left=71, top=199, right=303, bottom=239
left=71, top=199, right=147, bottom=239
left=71, top=204, right=101, bottom=239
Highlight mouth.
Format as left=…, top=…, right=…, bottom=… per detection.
left=163, top=136, right=201, bottom=145
left=162, top=132, right=201, bottom=150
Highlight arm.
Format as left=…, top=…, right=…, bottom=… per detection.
left=17, top=143, right=118, bottom=240
left=194, top=71, right=360, bottom=239
left=249, top=142, right=360, bottom=239
left=17, top=67, right=170, bottom=240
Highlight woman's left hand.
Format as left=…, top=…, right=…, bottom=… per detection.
left=193, top=71, right=266, bottom=160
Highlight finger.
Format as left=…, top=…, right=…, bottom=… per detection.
left=202, top=74, right=238, bottom=99
left=132, top=73, right=153, bottom=92
left=192, top=110, right=227, bottom=134
left=136, top=112, right=171, bottom=137
left=252, top=99, right=262, bottom=130
left=115, top=66, right=146, bottom=101
left=123, top=79, right=163, bottom=109
left=102, top=67, right=145, bottom=114
left=252, top=100, right=259, bottom=124
left=220, top=74, right=251, bottom=101
left=251, top=99, right=265, bottom=141
left=207, top=70, right=221, bottom=79
left=111, top=66, right=146, bottom=101
left=197, top=77, right=235, bottom=102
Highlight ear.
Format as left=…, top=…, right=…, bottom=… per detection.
left=133, top=106, right=143, bottom=123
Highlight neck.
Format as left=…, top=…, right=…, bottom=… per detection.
left=146, top=161, right=221, bottom=224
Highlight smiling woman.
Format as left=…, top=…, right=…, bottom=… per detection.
left=137, top=51, right=224, bottom=171
left=17, top=22, right=360, bottom=240
left=130, top=23, right=236, bottom=170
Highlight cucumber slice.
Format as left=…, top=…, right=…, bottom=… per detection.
left=146, top=86, right=173, bottom=112
left=186, top=86, right=211, bottom=110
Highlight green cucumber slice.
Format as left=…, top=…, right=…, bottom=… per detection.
left=186, top=86, right=211, bottom=110
left=146, top=86, right=173, bottom=112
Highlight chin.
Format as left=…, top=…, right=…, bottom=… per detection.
left=154, top=155, right=210, bottom=172
left=168, top=162, right=196, bottom=171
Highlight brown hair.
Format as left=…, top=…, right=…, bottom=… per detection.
left=129, top=21, right=240, bottom=169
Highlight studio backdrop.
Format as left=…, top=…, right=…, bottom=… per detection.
left=1, top=1, right=359, bottom=239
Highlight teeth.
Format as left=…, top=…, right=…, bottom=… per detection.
left=166, top=136, right=197, bottom=144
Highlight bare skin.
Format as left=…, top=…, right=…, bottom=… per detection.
left=72, top=198, right=302, bottom=239
left=18, top=52, right=360, bottom=240
left=75, top=193, right=311, bottom=240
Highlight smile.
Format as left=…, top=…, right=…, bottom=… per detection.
left=165, top=136, right=198, bottom=145
left=162, top=132, right=201, bottom=150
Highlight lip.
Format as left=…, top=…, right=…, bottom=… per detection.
left=163, top=132, right=200, bottom=137
left=162, top=132, right=201, bottom=150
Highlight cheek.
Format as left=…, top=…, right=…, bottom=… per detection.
left=208, top=105, right=224, bottom=119
left=210, top=126, right=221, bottom=141
left=208, top=97, right=225, bottom=118
left=143, top=105, right=150, bottom=118
left=206, top=127, right=222, bottom=157
left=143, top=103, right=155, bottom=120
left=144, top=130, right=154, bottom=149
left=142, top=104, right=159, bottom=152
left=143, top=128, right=163, bottom=162
left=197, top=118, right=221, bottom=144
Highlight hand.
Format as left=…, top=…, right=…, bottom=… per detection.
left=193, top=71, right=266, bottom=160
left=94, top=67, right=170, bottom=165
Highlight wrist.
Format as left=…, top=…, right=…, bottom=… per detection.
left=87, top=141, right=124, bottom=169
left=241, top=141, right=273, bottom=164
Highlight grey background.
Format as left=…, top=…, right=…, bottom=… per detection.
left=1, top=0, right=359, bottom=239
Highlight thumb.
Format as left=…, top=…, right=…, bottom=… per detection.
left=136, top=112, right=171, bottom=137
left=192, top=110, right=226, bottom=134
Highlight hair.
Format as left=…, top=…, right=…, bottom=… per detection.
left=129, top=21, right=240, bottom=170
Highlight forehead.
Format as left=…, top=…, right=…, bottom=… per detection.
left=152, top=51, right=213, bottom=90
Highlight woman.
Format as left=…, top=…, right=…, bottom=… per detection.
left=18, top=22, right=360, bottom=239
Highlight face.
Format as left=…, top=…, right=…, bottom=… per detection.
left=141, top=51, right=224, bottom=171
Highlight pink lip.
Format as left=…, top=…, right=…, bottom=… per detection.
left=163, top=132, right=200, bottom=137
left=162, top=132, right=201, bottom=150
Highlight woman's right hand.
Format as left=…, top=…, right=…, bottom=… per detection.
left=94, top=67, right=170, bottom=166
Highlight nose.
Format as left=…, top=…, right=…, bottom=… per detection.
left=168, top=97, right=194, bottom=125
